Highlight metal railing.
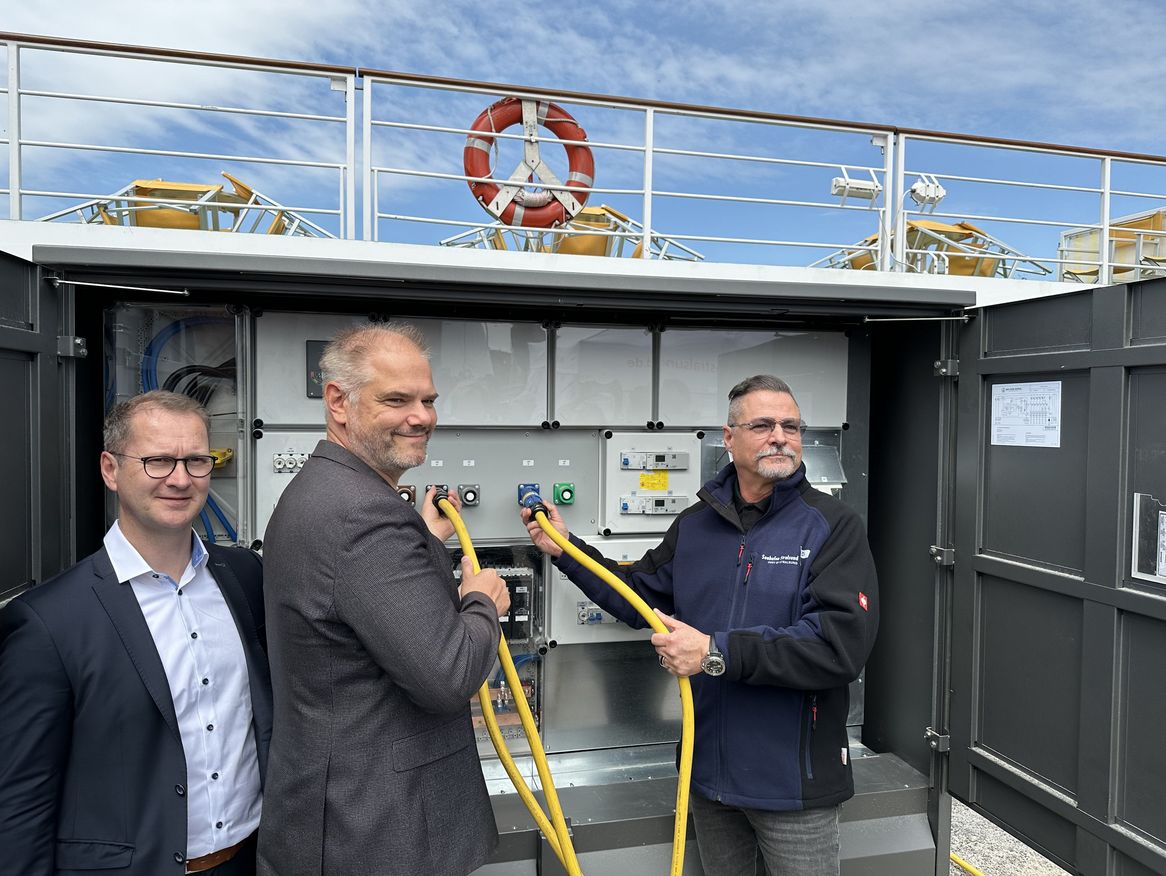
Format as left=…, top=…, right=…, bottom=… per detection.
left=6, top=31, right=1166, bottom=284
left=2, top=33, right=356, bottom=236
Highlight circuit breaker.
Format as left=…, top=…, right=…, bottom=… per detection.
left=599, top=432, right=703, bottom=535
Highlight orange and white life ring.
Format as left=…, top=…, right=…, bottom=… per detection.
left=463, top=97, right=595, bottom=228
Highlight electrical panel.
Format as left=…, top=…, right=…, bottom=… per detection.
left=545, top=537, right=657, bottom=646
left=599, top=432, right=703, bottom=535
left=254, top=431, right=324, bottom=539
left=399, top=430, right=601, bottom=542
left=449, top=544, right=545, bottom=755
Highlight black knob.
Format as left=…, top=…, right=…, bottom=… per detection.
left=252, top=418, right=264, bottom=429
left=551, top=420, right=560, bottom=429
left=655, top=421, right=664, bottom=430
left=541, top=420, right=552, bottom=430
left=646, top=421, right=656, bottom=430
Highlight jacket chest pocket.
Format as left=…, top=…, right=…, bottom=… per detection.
left=739, top=558, right=803, bottom=628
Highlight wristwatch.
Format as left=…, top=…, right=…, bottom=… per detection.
left=700, top=636, right=726, bottom=676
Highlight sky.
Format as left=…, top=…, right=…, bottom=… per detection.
left=6, top=0, right=1162, bottom=152
left=4, top=1, right=1166, bottom=272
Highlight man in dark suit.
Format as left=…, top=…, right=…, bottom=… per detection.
left=258, top=324, right=510, bottom=876
left=0, top=390, right=271, bottom=876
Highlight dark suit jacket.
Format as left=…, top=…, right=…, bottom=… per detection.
left=0, top=542, right=270, bottom=876
left=258, top=440, right=499, bottom=876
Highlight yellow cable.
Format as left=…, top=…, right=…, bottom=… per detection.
left=950, top=852, right=986, bottom=876
left=532, top=512, right=695, bottom=876
left=438, top=499, right=581, bottom=876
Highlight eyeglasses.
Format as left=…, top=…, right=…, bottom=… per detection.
left=112, top=453, right=216, bottom=479
left=728, top=417, right=806, bottom=437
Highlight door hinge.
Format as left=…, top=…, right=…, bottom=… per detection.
left=57, top=336, right=88, bottom=358
left=924, top=727, right=951, bottom=752
left=929, top=545, right=955, bottom=566
left=933, top=358, right=958, bottom=377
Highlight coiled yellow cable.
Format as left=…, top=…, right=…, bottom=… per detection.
left=438, top=498, right=582, bottom=876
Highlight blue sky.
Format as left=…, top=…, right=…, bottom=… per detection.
left=5, top=1, right=1166, bottom=273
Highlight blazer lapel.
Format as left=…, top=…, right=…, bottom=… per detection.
left=208, top=551, right=273, bottom=776
left=89, top=550, right=183, bottom=745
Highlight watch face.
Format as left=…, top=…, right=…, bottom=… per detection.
left=701, top=655, right=726, bottom=676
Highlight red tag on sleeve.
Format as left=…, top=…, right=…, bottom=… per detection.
left=858, top=592, right=869, bottom=611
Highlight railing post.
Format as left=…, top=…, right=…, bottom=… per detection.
left=344, top=74, right=357, bottom=239
left=893, top=133, right=908, bottom=272
left=1099, top=157, right=1112, bottom=285
left=7, top=42, right=22, bottom=220
left=640, top=107, right=654, bottom=259
left=878, top=132, right=895, bottom=272
left=362, top=76, right=374, bottom=241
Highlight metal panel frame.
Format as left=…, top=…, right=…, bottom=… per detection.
left=0, top=251, right=69, bottom=601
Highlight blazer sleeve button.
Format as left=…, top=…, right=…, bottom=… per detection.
left=175, top=784, right=185, bottom=796
left=174, top=852, right=185, bottom=863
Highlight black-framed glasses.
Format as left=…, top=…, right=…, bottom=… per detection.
left=112, top=453, right=215, bottom=479
left=727, top=417, right=806, bottom=437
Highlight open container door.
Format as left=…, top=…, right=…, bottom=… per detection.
left=0, top=251, right=75, bottom=604
left=950, top=280, right=1166, bottom=875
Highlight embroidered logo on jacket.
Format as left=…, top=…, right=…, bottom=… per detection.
left=761, top=553, right=802, bottom=566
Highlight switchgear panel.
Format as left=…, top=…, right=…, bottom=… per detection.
left=600, top=432, right=703, bottom=535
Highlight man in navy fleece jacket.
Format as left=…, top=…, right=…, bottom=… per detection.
left=521, top=374, right=878, bottom=876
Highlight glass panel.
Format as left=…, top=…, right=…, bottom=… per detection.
left=554, top=326, right=652, bottom=426
left=413, top=319, right=547, bottom=425
left=659, top=329, right=848, bottom=427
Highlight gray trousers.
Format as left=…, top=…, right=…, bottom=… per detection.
left=690, top=791, right=840, bottom=876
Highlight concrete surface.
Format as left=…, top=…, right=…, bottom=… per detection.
left=949, top=799, right=1071, bottom=876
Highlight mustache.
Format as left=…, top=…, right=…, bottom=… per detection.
left=756, top=447, right=797, bottom=461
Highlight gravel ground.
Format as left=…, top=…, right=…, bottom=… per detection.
left=949, top=799, right=1070, bottom=876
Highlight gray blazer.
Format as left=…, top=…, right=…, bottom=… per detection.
left=257, top=440, right=500, bottom=876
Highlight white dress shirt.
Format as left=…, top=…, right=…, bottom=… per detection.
left=104, top=522, right=262, bottom=857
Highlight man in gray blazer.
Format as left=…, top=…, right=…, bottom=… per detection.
left=258, top=324, right=510, bottom=876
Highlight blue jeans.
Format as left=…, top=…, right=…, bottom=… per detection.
left=689, top=791, right=840, bottom=876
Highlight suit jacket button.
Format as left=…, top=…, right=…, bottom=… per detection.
left=174, top=852, right=185, bottom=863
left=175, top=784, right=185, bottom=796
